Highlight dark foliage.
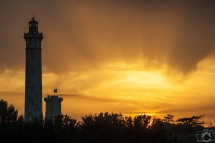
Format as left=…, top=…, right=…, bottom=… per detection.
left=0, top=99, right=210, bottom=143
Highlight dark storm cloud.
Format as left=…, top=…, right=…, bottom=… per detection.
left=1, top=1, right=215, bottom=75
left=167, top=1, right=215, bottom=74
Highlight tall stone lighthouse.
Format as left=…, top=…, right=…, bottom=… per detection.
left=24, top=17, right=43, bottom=121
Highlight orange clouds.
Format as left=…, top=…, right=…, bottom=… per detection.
left=1, top=1, right=215, bottom=75
left=0, top=1, right=215, bottom=123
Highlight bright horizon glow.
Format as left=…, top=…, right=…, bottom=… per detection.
left=0, top=1, right=215, bottom=125
left=1, top=58, right=214, bottom=123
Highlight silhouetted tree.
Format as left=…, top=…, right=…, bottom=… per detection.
left=0, top=99, right=18, bottom=127
left=164, top=114, right=174, bottom=124
left=0, top=99, right=20, bottom=142
left=175, top=115, right=204, bottom=133
left=176, top=115, right=205, bottom=127
left=80, top=112, right=126, bottom=143
left=0, top=99, right=210, bottom=143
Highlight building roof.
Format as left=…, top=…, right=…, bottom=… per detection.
left=29, top=17, right=38, bottom=23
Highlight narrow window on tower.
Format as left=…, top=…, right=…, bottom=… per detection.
left=32, top=85, right=34, bottom=91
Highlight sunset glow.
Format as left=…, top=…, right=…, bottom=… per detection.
left=0, top=1, right=215, bottom=123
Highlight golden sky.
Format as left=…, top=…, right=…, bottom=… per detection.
left=0, top=1, right=215, bottom=123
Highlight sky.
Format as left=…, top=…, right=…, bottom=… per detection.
left=0, top=0, right=215, bottom=124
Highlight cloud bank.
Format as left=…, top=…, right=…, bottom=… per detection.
left=1, top=1, right=215, bottom=75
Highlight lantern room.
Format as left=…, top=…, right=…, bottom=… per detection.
left=28, top=17, right=38, bottom=33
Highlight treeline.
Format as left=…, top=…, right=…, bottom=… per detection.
left=0, top=99, right=213, bottom=143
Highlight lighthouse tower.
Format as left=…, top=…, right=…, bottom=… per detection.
left=24, top=17, right=43, bottom=121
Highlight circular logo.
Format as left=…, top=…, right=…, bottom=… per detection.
left=202, top=132, right=212, bottom=142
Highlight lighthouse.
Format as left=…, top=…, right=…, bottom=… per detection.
left=24, top=17, right=43, bottom=121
